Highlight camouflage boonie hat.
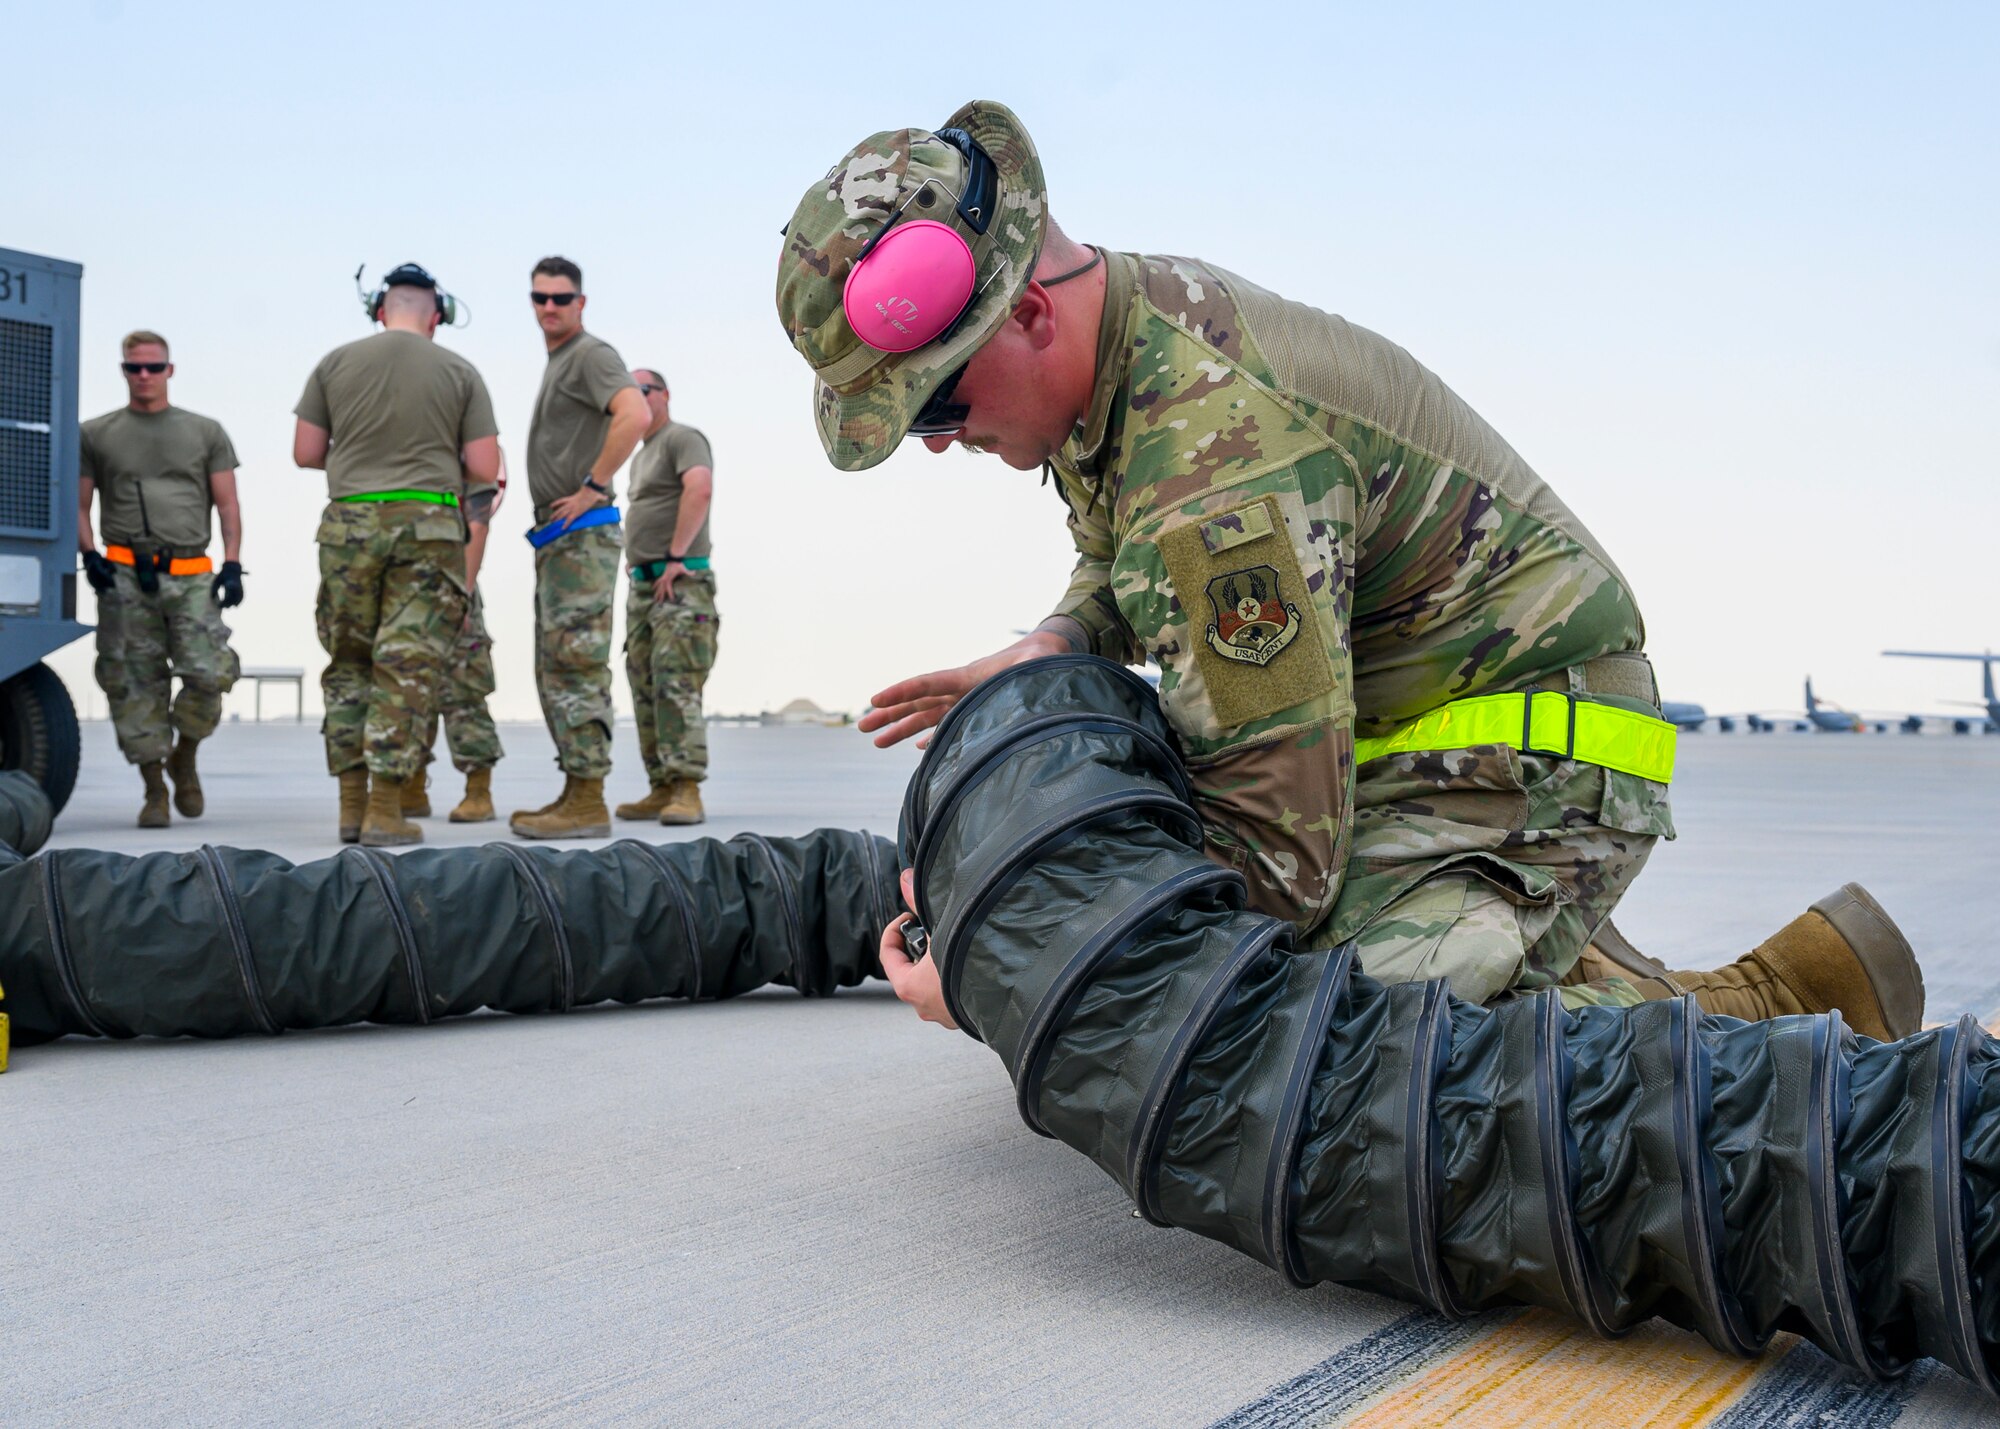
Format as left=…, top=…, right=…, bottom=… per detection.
left=775, top=100, right=1046, bottom=472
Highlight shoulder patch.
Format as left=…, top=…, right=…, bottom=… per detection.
left=1155, top=492, right=1335, bottom=729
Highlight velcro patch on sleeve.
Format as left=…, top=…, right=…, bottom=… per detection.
left=1155, top=493, right=1335, bottom=730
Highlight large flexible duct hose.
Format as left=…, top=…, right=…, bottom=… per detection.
left=906, top=655, right=2000, bottom=1392
left=0, top=828, right=897, bottom=1046
left=0, top=769, right=53, bottom=864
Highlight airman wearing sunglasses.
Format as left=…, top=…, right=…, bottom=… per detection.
left=774, top=100, right=1925, bottom=1042
left=78, top=330, right=244, bottom=828
left=513, top=255, right=648, bottom=840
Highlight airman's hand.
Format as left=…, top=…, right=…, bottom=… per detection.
left=547, top=483, right=606, bottom=527
left=859, top=629, right=1072, bottom=749
left=652, top=561, right=686, bottom=604
left=878, top=867, right=957, bottom=1030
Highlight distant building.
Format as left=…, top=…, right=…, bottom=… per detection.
left=763, top=698, right=848, bottom=727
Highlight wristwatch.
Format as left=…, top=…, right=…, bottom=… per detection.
left=582, top=476, right=609, bottom=497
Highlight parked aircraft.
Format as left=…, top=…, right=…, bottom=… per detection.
left=1882, top=650, right=2000, bottom=734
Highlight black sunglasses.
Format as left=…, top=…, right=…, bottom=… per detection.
left=906, top=364, right=970, bottom=438
left=637, top=383, right=665, bottom=395
left=121, top=361, right=168, bottom=374
left=530, top=292, right=581, bottom=306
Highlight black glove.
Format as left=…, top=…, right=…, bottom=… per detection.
left=83, top=550, right=117, bottom=593
left=211, top=560, right=244, bottom=609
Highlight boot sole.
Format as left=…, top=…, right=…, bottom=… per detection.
left=1810, top=882, right=1926, bottom=1039
left=448, top=811, right=496, bottom=823
left=359, top=831, right=423, bottom=847
left=513, top=822, right=611, bottom=841
left=615, top=809, right=667, bottom=821
left=1583, top=917, right=1670, bottom=981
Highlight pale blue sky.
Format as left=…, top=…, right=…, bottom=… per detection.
left=15, top=1, right=1998, bottom=723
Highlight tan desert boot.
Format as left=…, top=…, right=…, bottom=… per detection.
left=138, top=760, right=171, bottom=829
left=402, top=768, right=432, bottom=818
left=166, top=734, right=204, bottom=818
left=360, top=773, right=423, bottom=847
left=449, top=768, right=495, bottom=823
left=658, top=778, right=705, bottom=826
left=512, top=777, right=611, bottom=840
left=616, top=783, right=676, bottom=821
left=338, top=768, right=369, bottom=843
left=1628, top=883, right=1924, bottom=1040
left=510, top=774, right=573, bottom=832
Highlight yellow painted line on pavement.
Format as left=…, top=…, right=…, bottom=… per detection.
left=1336, top=1310, right=1789, bottom=1429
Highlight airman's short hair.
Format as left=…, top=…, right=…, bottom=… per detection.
left=531, top=255, right=583, bottom=289
left=121, top=330, right=169, bottom=357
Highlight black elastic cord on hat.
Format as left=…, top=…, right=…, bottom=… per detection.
left=1037, top=247, right=1103, bottom=289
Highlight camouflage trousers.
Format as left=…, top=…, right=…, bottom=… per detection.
left=1301, top=741, right=1676, bottom=1010
left=624, top=572, right=719, bottom=786
left=315, top=503, right=467, bottom=783
left=93, top=565, right=239, bottom=765
left=533, top=524, right=620, bottom=779
left=423, top=587, right=503, bottom=774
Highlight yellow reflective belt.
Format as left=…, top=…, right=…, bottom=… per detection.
left=1352, top=691, right=1677, bottom=784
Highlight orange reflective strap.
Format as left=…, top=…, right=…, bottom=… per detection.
left=103, top=545, right=214, bottom=576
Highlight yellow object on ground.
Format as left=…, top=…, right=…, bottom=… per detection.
left=1354, top=690, right=1677, bottom=784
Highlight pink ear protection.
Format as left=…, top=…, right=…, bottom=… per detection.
left=843, top=220, right=977, bottom=353
left=842, top=128, right=1000, bottom=355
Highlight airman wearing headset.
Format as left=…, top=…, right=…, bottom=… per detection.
left=294, top=263, right=499, bottom=847
left=773, top=101, right=1925, bottom=1044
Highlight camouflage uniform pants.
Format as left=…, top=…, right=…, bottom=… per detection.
left=423, top=587, right=503, bottom=774
left=93, top=565, right=239, bottom=765
left=1302, top=740, right=1675, bottom=1010
left=533, top=525, right=620, bottom=779
left=315, top=504, right=467, bottom=783
left=624, top=572, right=719, bottom=786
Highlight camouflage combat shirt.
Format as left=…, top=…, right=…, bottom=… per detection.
left=1045, top=253, right=1660, bottom=938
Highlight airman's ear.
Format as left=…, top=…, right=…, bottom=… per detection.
left=1012, top=280, right=1059, bottom=351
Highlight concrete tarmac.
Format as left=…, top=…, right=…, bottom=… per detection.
left=5, top=720, right=1997, bottom=1425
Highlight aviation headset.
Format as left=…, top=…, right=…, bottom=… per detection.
left=354, top=262, right=471, bottom=328
left=840, top=128, right=999, bottom=354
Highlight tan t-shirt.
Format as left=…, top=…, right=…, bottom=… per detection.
left=624, top=421, right=713, bottom=564
left=78, top=405, right=237, bottom=551
left=526, top=331, right=635, bottom=509
left=295, top=330, right=498, bottom=501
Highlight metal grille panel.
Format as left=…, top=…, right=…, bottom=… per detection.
left=0, top=316, right=54, bottom=532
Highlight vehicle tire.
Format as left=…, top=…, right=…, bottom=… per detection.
left=0, top=662, right=80, bottom=814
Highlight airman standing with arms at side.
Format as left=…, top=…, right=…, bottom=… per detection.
left=776, top=101, right=1927, bottom=1041
left=78, top=331, right=244, bottom=827
left=616, top=369, right=718, bottom=826
left=294, top=263, right=497, bottom=846
left=513, top=256, right=648, bottom=840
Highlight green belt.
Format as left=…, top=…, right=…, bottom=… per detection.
left=631, top=557, right=711, bottom=582
left=336, top=490, right=459, bottom=507
left=1353, top=690, right=1677, bottom=784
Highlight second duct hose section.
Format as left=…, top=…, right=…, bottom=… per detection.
left=0, top=821, right=898, bottom=1045
left=904, top=655, right=2000, bottom=1392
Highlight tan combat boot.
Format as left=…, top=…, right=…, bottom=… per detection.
left=615, top=783, right=675, bottom=821
left=450, top=767, right=495, bottom=823
left=166, top=734, right=204, bottom=818
left=658, top=778, right=705, bottom=826
left=510, top=775, right=573, bottom=832
left=360, top=772, right=423, bottom=848
left=402, top=768, right=432, bottom=818
left=338, top=768, right=369, bottom=843
left=511, top=777, right=611, bottom=840
left=1622, top=883, right=1924, bottom=1041
left=138, top=760, right=171, bottom=829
